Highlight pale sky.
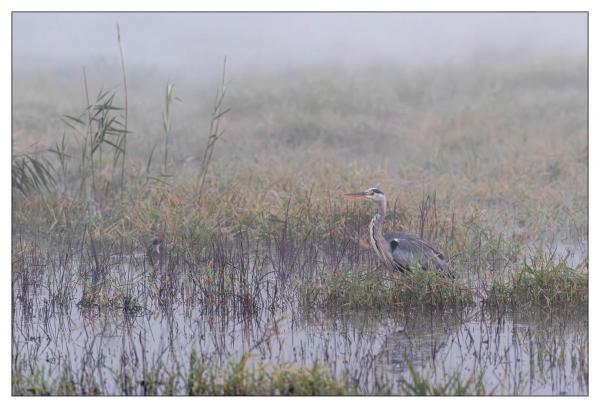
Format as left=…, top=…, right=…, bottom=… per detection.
left=13, top=12, right=587, bottom=79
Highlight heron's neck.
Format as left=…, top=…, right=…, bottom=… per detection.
left=369, top=199, right=387, bottom=251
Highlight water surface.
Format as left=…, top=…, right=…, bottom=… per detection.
left=13, top=283, right=588, bottom=395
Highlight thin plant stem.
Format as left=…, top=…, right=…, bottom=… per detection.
left=116, top=23, right=128, bottom=196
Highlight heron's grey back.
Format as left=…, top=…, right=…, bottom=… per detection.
left=384, top=231, right=451, bottom=276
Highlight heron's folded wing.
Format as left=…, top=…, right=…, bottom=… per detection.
left=385, top=232, right=449, bottom=273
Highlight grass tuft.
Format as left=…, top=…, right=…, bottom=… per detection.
left=486, top=253, right=588, bottom=307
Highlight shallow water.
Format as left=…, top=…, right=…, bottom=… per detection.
left=12, top=286, right=588, bottom=395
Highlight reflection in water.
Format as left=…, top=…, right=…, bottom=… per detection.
left=12, top=284, right=588, bottom=395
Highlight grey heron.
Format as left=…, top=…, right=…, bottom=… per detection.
left=344, top=187, right=454, bottom=278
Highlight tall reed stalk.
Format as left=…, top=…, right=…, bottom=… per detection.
left=116, top=23, right=129, bottom=195
left=197, top=57, right=230, bottom=194
left=162, top=83, right=175, bottom=176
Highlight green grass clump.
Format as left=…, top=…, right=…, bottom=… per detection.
left=401, top=364, right=487, bottom=396
left=13, top=353, right=354, bottom=396
left=186, top=352, right=354, bottom=396
left=300, top=268, right=474, bottom=309
left=300, top=250, right=588, bottom=310
left=486, top=254, right=588, bottom=307
left=12, top=366, right=101, bottom=396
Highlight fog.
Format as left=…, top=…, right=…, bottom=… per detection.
left=13, top=12, right=587, bottom=80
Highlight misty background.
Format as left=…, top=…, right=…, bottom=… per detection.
left=13, top=12, right=587, bottom=81
left=11, top=12, right=588, bottom=191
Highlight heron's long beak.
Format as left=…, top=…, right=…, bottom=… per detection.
left=343, top=191, right=367, bottom=198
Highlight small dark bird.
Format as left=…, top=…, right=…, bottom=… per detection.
left=147, top=237, right=165, bottom=274
left=344, top=187, right=453, bottom=278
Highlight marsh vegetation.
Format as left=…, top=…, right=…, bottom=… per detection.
left=12, top=46, right=587, bottom=395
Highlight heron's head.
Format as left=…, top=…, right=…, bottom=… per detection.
left=344, top=187, right=385, bottom=203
